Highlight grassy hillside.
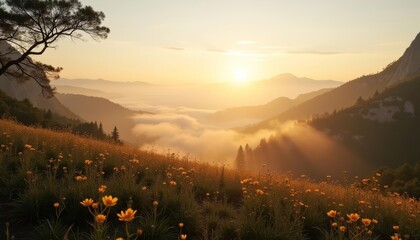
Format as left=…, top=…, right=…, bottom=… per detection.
left=0, top=120, right=418, bottom=240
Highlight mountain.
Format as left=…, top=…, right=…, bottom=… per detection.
left=52, top=75, right=342, bottom=110
left=0, top=41, right=80, bottom=120
left=239, top=75, right=420, bottom=179
left=207, top=88, right=332, bottom=124
left=246, top=32, right=420, bottom=132
left=53, top=85, right=116, bottom=98
left=55, top=93, right=150, bottom=144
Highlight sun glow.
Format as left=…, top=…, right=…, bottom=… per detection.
left=233, top=68, right=249, bottom=84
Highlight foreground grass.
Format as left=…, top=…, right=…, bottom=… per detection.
left=0, top=119, right=418, bottom=240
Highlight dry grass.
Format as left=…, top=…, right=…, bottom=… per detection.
left=0, top=119, right=418, bottom=240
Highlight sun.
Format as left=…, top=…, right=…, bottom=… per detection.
left=233, top=68, right=248, bottom=83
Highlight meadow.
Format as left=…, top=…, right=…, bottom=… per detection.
left=0, top=119, right=418, bottom=240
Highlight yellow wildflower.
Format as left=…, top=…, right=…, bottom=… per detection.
left=256, top=189, right=265, bottom=195
left=95, top=214, right=106, bottom=223
left=347, top=213, right=360, bottom=222
left=80, top=198, right=94, bottom=207
left=326, top=210, right=337, bottom=218
left=362, top=218, right=371, bottom=227
left=102, top=195, right=118, bottom=207
left=117, top=208, right=137, bottom=222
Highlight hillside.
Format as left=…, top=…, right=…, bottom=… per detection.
left=239, top=75, right=420, bottom=180
left=56, top=93, right=150, bottom=144
left=245, top=32, right=420, bottom=132
left=0, top=119, right=418, bottom=239
left=208, top=88, right=332, bottom=123
left=0, top=41, right=80, bottom=120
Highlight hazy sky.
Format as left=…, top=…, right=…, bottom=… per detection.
left=37, top=0, right=420, bottom=84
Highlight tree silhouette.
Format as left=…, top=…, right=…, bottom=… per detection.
left=111, top=126, right=120, bottom=143
left=235, top=145, right=245, bottom=170
left=0, top=0, right=110, bottom=95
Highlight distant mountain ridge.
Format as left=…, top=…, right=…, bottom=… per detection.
left=208, top=88, right=332, bottom=123
left=52, top=74, right=343, bottom=110
left=245, top=32, right=420, bottom=132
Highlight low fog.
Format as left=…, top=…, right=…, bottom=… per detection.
left=130, top=107, right=276, bottom=166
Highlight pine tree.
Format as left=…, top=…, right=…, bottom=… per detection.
left=111, top=126, right=120, bottom=143
left=235, top=145, right=245, bottom=170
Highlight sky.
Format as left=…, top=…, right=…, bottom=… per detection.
left=37, top=0, right=420, bottom=84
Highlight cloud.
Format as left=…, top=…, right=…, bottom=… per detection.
left=163, top=47, right=185, bottom=51
left=131, top=111, right=275, bottom=165
left=285, top=50, right=348, bottom=55
left=206, top=48, right=227, bottom=54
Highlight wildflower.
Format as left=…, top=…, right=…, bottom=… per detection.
left=102, top=195, right=118, bottom=207
left=117, top=208, right=137, bottom=222
left=331, top=222, right=337, bottom=227
left=367, top=230, right=372, bottom=235
left=347, top=213, right=360, bottom=222
left=180, top=234, right=187, bottom=240
left=84, top=160, right=92, bottom=165
left=80, top=198, right=94, bottom=207
left=179, top=223, right=184, bottom=228
left=391, top=235, right=399, bottom=240
left=376, top=172, right=381, bottom=177
left=116, top=238, right=124, bottom=240
left=153, top=200, right=159, bottom=207
left=392, top=225, right=399, bottom=231
left=136, top=229, right=143, bottom=235
left=372, top=219, right=378, bottom=224
left=339, top=226, right=346, bottom=232
left=142, top=186, right=147, bottom=191
left=327, top=210, right=337, bottom=218
left=53, top=202, right=60, bottom=208
left=170, top=180, right=177, bottom=186
left=95, top=214, right=106, bottom=223
left=75, top=175, right=87, bottom=181
left=362, top=218, right=371, bottom=227
left=92, top=202, right=99, bottom=209
left=98, top=185, right=107, bottom=193
left=256, top=189, right=265, bottom=195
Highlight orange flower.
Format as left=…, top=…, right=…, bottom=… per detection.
left=339, top=226, right=346, bottom=232
left=327, top=210, right=337, bottom=218
left=392, top=225, right=399, bottom=231
left=331, top=222, right=337, bottom=228
left=53, top=202, right=60, bottom=208
left=153, top=200, right=159, bottom=207
left=362, top=218, right=371, bottom=227
left=347, top=213, right=360, bottom=222
left=179, top=222, right=184, bottom=228
left=80, top=198, right=94, bottom=207
left=391, top=235, right=399, bottom=240
left=92, top=202, right=99, bottom=209
left=256, top=189, right=265, bottom=195
left=117, top=208, right=137, bottom=222
left=180, top=234, right=187, bottom=240
left=95, top=214, right=106, bottom=223
left=102, top=195, right=118, bottom=207
left=372, top=219, right=378, bottom=224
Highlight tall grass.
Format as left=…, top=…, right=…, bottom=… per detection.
left=0, top=119, right=418, bottom=240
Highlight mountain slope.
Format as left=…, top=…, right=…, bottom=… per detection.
left=56, top=93, right=149, bottom=144
left=208, top=88, right=332, bottom=123
left=246, top=32, right=420, bottom=132
left=0, top=41, right=80, bottom=120
left=241, top=75, right=420, bottom=178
